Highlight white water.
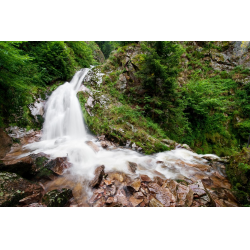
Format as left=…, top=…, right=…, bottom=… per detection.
left=23, top=69, right=219, bottom=181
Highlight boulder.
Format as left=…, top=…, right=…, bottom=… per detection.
left=90, top=165, right=105, bottom=188
left=45, top=157, right=71, bottom=175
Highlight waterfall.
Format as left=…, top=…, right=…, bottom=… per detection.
left=23, top=69, right=218, bottom=181
left=42, top=69, right=89, bottom=141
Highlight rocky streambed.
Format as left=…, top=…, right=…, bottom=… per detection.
left=0, top=128, right=238, bottom=207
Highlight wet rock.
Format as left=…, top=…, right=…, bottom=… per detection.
left=140, top=174, right=152, bottom=182
left=189, top=180, right=206, bottom=197
left=104, top=179, right=113, bottom=186
left=156, top=161, right=164, bottom=164
left=149, top=197, right=164, bottom=207
left=128, top=161, right=137, bottom=173
left=148, top=182, right=176, bottom=206
left=93, top=197, right=106, bottom=207
left=86, top=141, right=100, bottom=153
left=176, top=184, right=193, bottom=207
left=140, top=201, right=146, bottom=207
left=106, top=185, right=116, bottom=196
left=90, top=165, right=105, bottom=188
left=42, top=188, right=73, bottom=207
left=134, top=191, right=144, bottom=199
left=148, top=182, right=161, bottom=194
left=163, top=180, right=178, bottom=199
left=129, top=196, right=143, bottom=207
left=97, top=135, right=106, bottom=141
left=128, top=179, right=141, bottom=192
left=0, top=172, right=42, bottom=207
left=108, top=172, right=125, bottom=183
left=192, top=164, right=211, bottom=172
left=114, top=189, right=131, bottom=207
left=45, top=157, right=71, bottom=175
left=106, top=197, right=114, bottom=204
left=153, top=176, right=164, bottom=186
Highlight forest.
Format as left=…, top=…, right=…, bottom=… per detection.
left=1, top=41, right=250, bottom=207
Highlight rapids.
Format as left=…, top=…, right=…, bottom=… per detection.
left=22, top=69, right=219, bottom=182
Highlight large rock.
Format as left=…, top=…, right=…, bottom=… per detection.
left=90, top=165, right=105, bottom=187
left=44, top=157, right=71, bottom=175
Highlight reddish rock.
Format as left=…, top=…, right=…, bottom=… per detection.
left=90, top=165, right=105, bottom=188
left=129, top=196, right=143, bottom=207
left=47, top=157, right=71, bottom=175
left=140, top=174, right=152, bottom=182
left=155, top=187, right=176, bottom=207
left=93, top=197, right=106, bottom=207
left=189, top=180, right=206, bottom=197
left=106, top=197, right=114, bottom=204
left=134, top=192, right=144, bottom=199
left=114, top=189, right=131, bottom=207
left=140, top=201, right=146, bottom=207
left=104, top=179, right=113, bottom=186
left=153, top=176, right=164, bottom=186
left=128, top=179, right=141, bottom=192
left=192, top=164, right=211, bottom=172
left=140, top=186, right=149, bottom=196
left=176, top=184, right=193, bottom=207
left=148, top=182, right=161, bottom=193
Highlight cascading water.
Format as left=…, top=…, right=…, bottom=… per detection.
left=23, top=68, right=219, bottom=183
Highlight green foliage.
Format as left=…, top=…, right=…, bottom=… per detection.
left=227, top=148, right=250, bottom=205
left=0, top=41, right=98, bottom=129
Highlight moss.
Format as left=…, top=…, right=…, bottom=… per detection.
left=42, top=188, right=73, bottom=207
left=226, top=148, right=250, bottom=205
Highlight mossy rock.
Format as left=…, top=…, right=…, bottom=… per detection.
left=0, top=172, right=31, bottom=206
left=42, top=188, right=73, bottom=207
